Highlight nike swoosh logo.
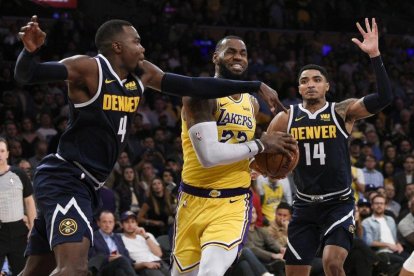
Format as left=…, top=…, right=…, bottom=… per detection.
left=229, top=199, right=240, bottom=203
left=219, top=103, right=228, bottom=108
left=105, top=79, right=116, bottom=84
left=295, top=116, right=306, bottom=122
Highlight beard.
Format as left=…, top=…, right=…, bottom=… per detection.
left=217, top=60, right=247, bottom=80
left=134, top=65, right=144, bottom=77
left=306, top=98, right=321, bottom=106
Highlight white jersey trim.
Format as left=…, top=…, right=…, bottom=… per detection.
left=331, top=102, right=349, bottom=139
left=98, top=54, right=122, bottom=84
left=298, top=102, right=329, bottom=119
left=287, top=105, right=294, bottom=133
left=74, top=57, right=103, bottom=108
left=131, top=73, right=145, bottom=93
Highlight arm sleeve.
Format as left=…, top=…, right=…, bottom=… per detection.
left=362, top=56, right=393, bottom=114
left=14, top=49, right=68, bottom=84
left=161, top=73, right=261, bottom=99
left=188, top=121, right=260, bottom=168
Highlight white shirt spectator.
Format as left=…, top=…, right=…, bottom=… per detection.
left=121, top=233, right=161, bottom=263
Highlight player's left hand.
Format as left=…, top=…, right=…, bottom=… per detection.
left=257, top=83, right=287, bottom=114
left=351, top=18, right=380, bottom=58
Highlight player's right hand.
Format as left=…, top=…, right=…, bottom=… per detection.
left=260, top=131, right=297, bottom=157
left=18, top=15, right=46, bottom=52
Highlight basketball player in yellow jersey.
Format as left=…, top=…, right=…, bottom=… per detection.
left=171, top=36, right=297, bottom=276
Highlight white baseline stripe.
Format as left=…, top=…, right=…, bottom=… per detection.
left=287, top=238, right=302, bottom=260
left=324, top=209, right=354, bottom=236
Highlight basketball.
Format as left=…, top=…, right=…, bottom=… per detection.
left=250, top=139, right=299, bottom=179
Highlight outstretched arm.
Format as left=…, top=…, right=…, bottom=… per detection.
left=15, top=16, right=98, bottom=103
left=14, top=15, right=69, bottom=84
left=141, top=60, right=287, bottom=114
left=342, top=18, right=392, bottom=122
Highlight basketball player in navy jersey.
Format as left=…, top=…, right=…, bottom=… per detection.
left=14, top=16, right=287, bottom=275
left=268, top=18, right=393, bottom=276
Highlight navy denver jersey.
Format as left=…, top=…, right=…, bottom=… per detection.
left=57, top=54, right=144, bottom=184
left=287, top=102, right=352, bottom=195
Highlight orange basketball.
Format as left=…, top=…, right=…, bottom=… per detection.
left=250, top=142, right=299, bottom=179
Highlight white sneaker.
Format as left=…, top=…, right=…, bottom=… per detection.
left=262, top=273, right=274, bottom=276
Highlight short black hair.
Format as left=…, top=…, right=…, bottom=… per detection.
left=297, top=64, right=329, bottom=83
left=95, top=19, right=133, bottom=54
left=276, top=202, right=292, bottom=214
left=215, top=35, right=244, bottom=52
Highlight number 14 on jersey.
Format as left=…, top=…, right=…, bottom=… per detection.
left=303, top=142, right=326, bottom=165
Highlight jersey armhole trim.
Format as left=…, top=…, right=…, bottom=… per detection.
left=331, top=102, right=349, bottom=138
left=287, top=105, right=294, bottom=133
left=74, top=57, right=102, bottom=108
left=131, top=73, right=145, bottom=93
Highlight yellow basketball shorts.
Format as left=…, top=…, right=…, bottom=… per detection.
left=171, top=191, right=251, bottom=273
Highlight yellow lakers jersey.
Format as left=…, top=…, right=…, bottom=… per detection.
left=261, top=183, right=284, bottom=221
left=181, top=94, right=256, bottom=189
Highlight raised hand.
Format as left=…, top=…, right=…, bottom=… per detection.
left=351, top=18, right=380, bottom=58
left=258, top=83, right=287, bottom=114
left=18, top=15, right=46, bottom=53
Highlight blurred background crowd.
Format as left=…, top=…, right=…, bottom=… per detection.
left=0, top=0, right=413, bottom=275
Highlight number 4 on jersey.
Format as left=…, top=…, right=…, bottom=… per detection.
left=304, top=142, right=326, bottom=165
left=118, top=116, right=127, bottom=142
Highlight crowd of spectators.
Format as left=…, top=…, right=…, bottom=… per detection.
left=1, top=0, right=414, bottom=275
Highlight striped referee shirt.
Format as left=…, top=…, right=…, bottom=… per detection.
left=0, top=166, right=33, bottom=222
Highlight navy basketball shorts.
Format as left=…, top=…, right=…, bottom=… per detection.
left=25, top=155, right=97, bottom=256
left=284, top=198, right=355, bottom=265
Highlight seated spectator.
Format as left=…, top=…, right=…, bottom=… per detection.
left=246, top=207, right=285, bottom=275
left=35, top=111, right=57, bottom=143
left=89, top=210, right=136, bottom=276
left=106, top=151, right=132, bottom=189
left=20, top=117, right=40, bottom=158
left=267, top=202, right=290, bottom=247
left=383, top=161, right=397, bottom=187
left=120, top=211, right=169, bottom=275
left=385, top=183, right=401, bottom=218
left=397, top=183, right=414, bottom=222
left=351, top=165, right=366, bottom=202
left=362, top=195, right=408, bottom=272
left=256, top=175, right=286, bottom=224
left=362, top=154, right=384, bottom=189
left=398, top=194, right=414, bottom=254
left=28, top=140, right=48, bottom=169
left=394, top=155, right=414, bottom=205
left=344, top=205, right=381, bottom=276
left=267, top=202, right=323, bottom=276
left=357, top=198, right=372, bottom=220
left=18, top=158, right=33, bottom=182
left=115, top=166, right=147, bottom=215
left=138, top=177, right=174, bottom=237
